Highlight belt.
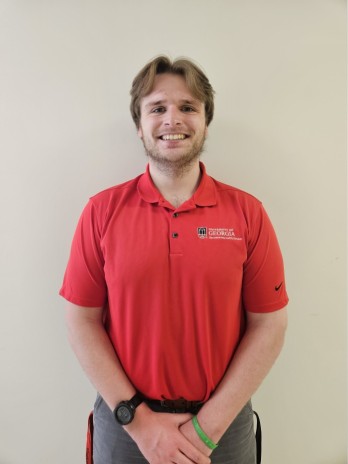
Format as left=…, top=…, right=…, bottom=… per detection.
left=144, top=397, right=204, bottom=414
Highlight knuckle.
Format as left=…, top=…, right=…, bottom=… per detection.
left=199, top=454, right=210, bottom=464
left=168, top=449, right=177, bottom=460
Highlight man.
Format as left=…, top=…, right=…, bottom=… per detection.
left=60, top=55, right=288, bottom=464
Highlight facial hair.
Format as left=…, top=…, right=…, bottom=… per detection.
left=141, top=132, right=206, bottom=177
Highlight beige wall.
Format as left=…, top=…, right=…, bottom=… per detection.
left=1, top=1, right=346, bottom=463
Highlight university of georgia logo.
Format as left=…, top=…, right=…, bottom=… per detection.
left=197, top=227, right=208, bottom=239
left=197, top=226, right=242, bottom=241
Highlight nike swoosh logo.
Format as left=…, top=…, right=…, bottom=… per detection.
left=275, top=282, right=283, bottom=291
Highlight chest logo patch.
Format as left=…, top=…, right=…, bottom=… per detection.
left=197, top=227, right=208, bottom=238
left=197, top=227, right=242, bottom=241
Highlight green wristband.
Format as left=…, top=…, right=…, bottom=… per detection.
left=192, top=415, right=218, bottom=450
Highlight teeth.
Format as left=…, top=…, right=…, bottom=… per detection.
left=161, top=134, right=186, bottom=140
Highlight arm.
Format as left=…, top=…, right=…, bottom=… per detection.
left=65, top=302, right=210, bottom=464
left=180, top=307, right=288, bottom=454
left=64, top=303, right=135, bottom=409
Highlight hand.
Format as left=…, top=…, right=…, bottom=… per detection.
left=125, top=406, right=211, bottom=464
left=179, top=418, right=213, bottom=457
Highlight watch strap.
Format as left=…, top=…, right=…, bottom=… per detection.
left=129, top=392, right=143, bottom=409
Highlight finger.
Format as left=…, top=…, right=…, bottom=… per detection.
left=177, top=451, right=211, bottom=464
left=172, top=413, right=193, bottom=426
left=178, top=438, right=211, bottom=464
left=172, top=449, right=211, bottom=464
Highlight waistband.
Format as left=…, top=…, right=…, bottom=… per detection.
left=144, top=397, right=204, bottom=414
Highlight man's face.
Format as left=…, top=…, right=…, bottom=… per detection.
left=138, top=73, right=208, bottom=172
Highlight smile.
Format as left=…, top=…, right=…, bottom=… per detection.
left=160, top=134, right=187, bottom=141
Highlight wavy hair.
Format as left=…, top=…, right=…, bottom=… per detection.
left=130, top=55, right=215, bottom=129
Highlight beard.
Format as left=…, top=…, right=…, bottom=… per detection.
left=141, top=133, right=206, bottom=177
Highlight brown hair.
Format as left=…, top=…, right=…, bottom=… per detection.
left=130, top=55, right=215, bottom=129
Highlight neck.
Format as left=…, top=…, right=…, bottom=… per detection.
left=149, top=160, right=202, bottom=208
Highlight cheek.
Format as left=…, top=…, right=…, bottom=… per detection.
left=138, top=120, right=156, bottom=140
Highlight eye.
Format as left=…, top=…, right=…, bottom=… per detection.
left=151, top=106, right=166, bottom=114
left=181, top=105, right=195, bottom=113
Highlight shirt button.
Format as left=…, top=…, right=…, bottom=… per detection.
left=173, top=213, right=179, bottom=218
left=172, top=232, right=179, bottom=238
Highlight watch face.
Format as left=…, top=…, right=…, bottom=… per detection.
left=116, top=404, right=133, bottom=425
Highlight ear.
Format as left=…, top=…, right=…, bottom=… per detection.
left=138, top=126, right=143, bottom=139
left=204, top=126, right=208, bottom=138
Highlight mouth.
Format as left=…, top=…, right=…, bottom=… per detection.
left=159, top=134, right=188, bottom=141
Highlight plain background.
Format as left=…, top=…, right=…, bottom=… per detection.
left=0, top=1, right=346, bottom=463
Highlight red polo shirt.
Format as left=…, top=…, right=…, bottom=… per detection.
left=60, top=163, right=288, bottom=401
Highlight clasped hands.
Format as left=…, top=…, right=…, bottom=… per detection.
left=125, top=407, right=213, bottom=464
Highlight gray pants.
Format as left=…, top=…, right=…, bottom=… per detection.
left=93, top=394, right=256, bottom=464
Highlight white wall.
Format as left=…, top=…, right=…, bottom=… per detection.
left=1, top=1, right=346, bottom=463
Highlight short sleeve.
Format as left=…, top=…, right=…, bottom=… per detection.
left=242, top=204, right=289, bottom=312
left=59, top=200, right=107, bottom=307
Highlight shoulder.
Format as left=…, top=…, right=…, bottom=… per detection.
left=79, top=174, right=143, bottom=230
left=86, top=173, right=144, bottom=216
left=90, top=174, right=142, bottom=205
left=210, top=176, right=263, bottom=211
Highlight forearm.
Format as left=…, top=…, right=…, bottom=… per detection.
left=65, top=304, right=135, bottom=411
left=65, top=303, right=211, bottom=464
left=194, top=309, right=288, bottom=445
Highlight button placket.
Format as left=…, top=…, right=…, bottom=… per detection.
left=170, top=211, right=182, bottom=255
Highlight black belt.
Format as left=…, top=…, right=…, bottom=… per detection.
left=144, top=397, right=204, bottom=414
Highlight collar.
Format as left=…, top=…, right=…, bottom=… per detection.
left=137, top=162, right=217, bottom=208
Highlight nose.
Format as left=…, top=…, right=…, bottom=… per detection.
left=164, top=106, right=182, bottom=126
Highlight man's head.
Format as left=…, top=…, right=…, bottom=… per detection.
left=130, top=55, right=215, bottom=130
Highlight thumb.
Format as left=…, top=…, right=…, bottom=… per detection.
left=174, top=413, right=194, bottom=426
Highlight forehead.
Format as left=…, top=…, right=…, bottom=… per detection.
left=141, top=73, right=202, bottom=107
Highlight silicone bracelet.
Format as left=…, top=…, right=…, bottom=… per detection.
left=192, top=416, right=218, bottom=450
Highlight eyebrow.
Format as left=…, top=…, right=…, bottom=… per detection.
left=144, top=98, right=200, bottom=109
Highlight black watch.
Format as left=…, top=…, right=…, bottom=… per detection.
left=113, top=393, right=143, bottom=425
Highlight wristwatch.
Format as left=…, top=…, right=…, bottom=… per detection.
left=113, top=393, right=143, bottom=425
